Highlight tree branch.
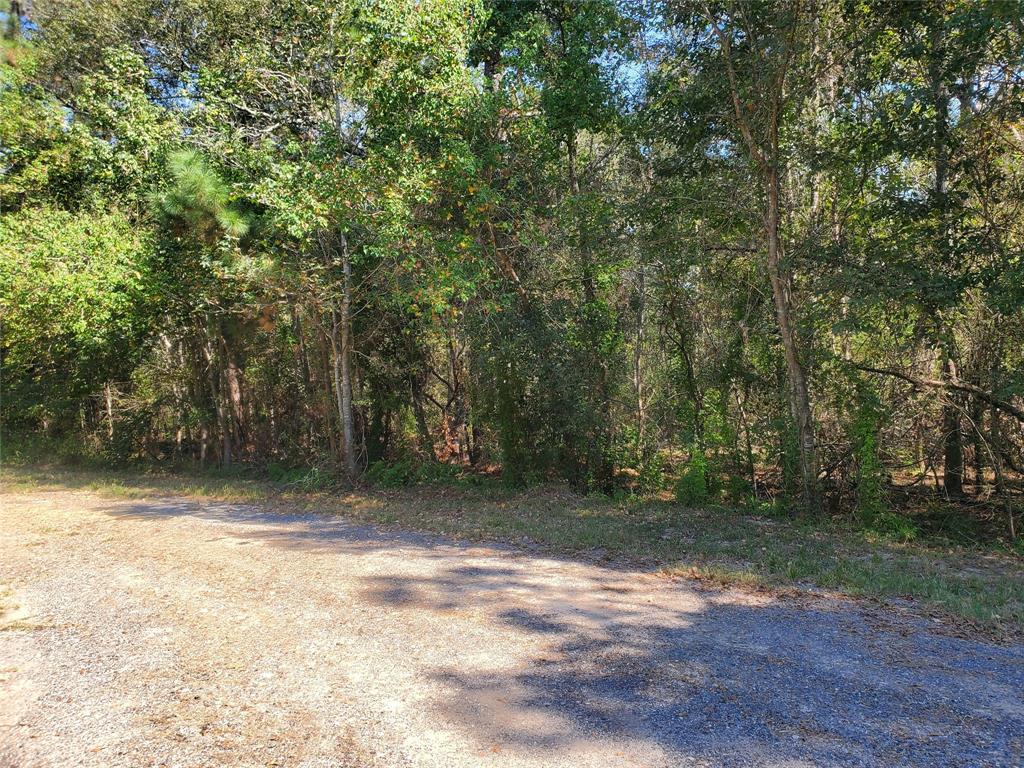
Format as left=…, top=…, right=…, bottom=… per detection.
left=855, top=364, right=1024, bottom=423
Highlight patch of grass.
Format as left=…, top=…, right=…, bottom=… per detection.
left=0, top=585, right=48, bottom=631
left=3, top=464, right=1022, bottom=634
left=1, top=464, right=276, bottom=502
left=0, top=616, right=49, bottom=631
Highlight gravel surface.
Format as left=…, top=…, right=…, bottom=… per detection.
left=1, top=487, right=1022, bottom=768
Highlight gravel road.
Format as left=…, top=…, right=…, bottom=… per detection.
left=1, top=487, right=1022, bottom=767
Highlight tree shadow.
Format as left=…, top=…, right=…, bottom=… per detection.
left=96, top=494, right=1024, bottom=765
left=363, top=563, right=1024, bottom=767
left=99, top=498, right=478, bottom=560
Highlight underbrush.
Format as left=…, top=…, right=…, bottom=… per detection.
left=265, top=463, right=337, bottom=492
left=365, top=458, right=464, bottom=487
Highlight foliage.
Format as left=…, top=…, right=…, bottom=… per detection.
left=864, top=511, right=920, bottom=544
left=365, top=458, right=463, bottom=488
left=0, top=207, right=156, bottom=423
left=153, top=150, right=249, bottom=240
left=674, top=447, right=712, bottom=507
left=1, top=0, right=1022, bottom=538
left=851, top=387, right=888, bottom=525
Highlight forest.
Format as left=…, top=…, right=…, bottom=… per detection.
left=2, top=0, right=1023, bottom=534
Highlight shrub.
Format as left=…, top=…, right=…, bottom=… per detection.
left=916, top=501, right=984, bottom=544
left=636, top=456, right=667, bottom=494
left=853, top=418, right=887, bottom=524
left=365, top=458, right=417, bottom=487
left=674, top=449, right=711, bottom=506
left=413, top=461, right=462, bottom=485
left=290, top=467, right=335, bottom=492
left=850, top=387, right=889, bottom=528
left=365, top=459, right=463, bottom=488
left=723, top=474, right=753, bottom=504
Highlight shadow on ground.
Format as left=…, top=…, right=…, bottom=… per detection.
left=362, top=567, right=1024, bottom=767
left=98, top=494, right=1024, bottom=767
left=100, top=497, right=470, bottom=560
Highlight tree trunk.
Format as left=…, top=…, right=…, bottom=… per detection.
left=330, top=301, right=358, bottom=479
left=330, top=90, right=359, bottom=481
left=221, top=339, right=245, bottom=456
left=447, top=330, right=469, bottom=463
left=970, top=396, right=985, bottom=492
left=673, top=305, right=703, bottom=448
left=765, top=165, right=819, bottom=509
left=204, top=339, right=231, bottom=467
left=567, top=133, right=614, bottom=493
left=990, top=406, right=1006, bottom=496
left=5, top=0, right=25, bottom=39
left=941, top=405, right=965, bottom=496
left=469, top=424, right=482, bottom=466
left=199, top=424, right=209, bottom=468
left=104, top=383, right=115, bottom=440
left=633, top=267, right=647, bottom=452
left=410, top=374, right=433, bottom=459
left=329, top=314, right=346, bottom=463
left=710, top=13, right=819, bottom=510
left=929, top=19, right=964, bottom=499
left=338, top=233, right=357, bottom=477
left=940, top=354, right=964, bottom=496
left=734, top=385, right=757, bottom=496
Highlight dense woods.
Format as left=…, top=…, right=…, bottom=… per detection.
left=2, top=0, right=1023, bottom=529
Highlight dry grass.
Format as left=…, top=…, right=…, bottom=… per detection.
left=3, top=464, right=1022, bottom=634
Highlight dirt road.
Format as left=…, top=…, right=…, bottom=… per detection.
left=1, top=488, right=1021, bottom=767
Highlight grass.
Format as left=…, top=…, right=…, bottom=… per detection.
left=3, top=463, right=1022, bottom=635
left=0, top=585, right=48, bottom=632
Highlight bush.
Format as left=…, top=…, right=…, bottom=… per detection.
left=723, top=474, right=753, bottom=504
left=674, top=449, right=711, bottom=506
left=102, top=409, right=153, bottom=464
left=365, top=458, right=417, bottom=487
left=853, top=418, right=887, bottom=524
left=290, top=467, right=335, bottom=491
left=365, top=459, right=463, bottom=488
left=413, top=461, right=462, bottom=485
left=2, top=430, right=105, bottom=467
left=636, top=456, right=668, bottom=494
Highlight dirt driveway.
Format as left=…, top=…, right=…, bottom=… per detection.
left=1, top=488, right=1021, bottom=767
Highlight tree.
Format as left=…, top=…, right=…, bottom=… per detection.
left=656, top=1, right=829, bottom=508
left=2, top=0, right=1022, bottom=528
